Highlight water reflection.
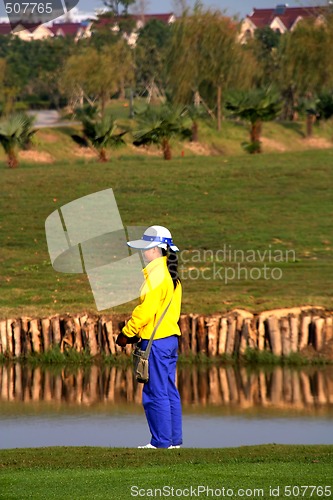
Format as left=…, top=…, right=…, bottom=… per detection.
left=0, top=363, right=332, bottom=414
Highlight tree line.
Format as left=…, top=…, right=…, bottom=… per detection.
left=1, top=5, right=333, bottom=163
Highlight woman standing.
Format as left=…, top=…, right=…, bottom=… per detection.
left=116, top=225, right=182, bottom=449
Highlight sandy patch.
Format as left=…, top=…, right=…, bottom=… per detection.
left=302, top=137, right=332, bottom=149
left=38, top=132, right=58, bottom=143
left=183, top=141, right=212, bottom=156
left=129, top=144, right=161, bottom=157
left=73, top=147, right=97, bottom=159
left=19, top=150, right=54, bottom=163
left=261, top=137, right=287, bottom=152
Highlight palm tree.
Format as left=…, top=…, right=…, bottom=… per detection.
left=316, top=92, right=333, bottom=121
left=225, top=89, right=281, bottom=154
left=133, top=105, right=191, bottom=160
left=21, top=114, right=37, bottom=150
left=186, top=103, right=208, bottom=142
left=0, top=113, right=36, bottom=168
left=80, top=108, right=127, bottom=162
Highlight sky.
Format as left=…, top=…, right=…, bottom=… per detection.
left=74, top=0, right=326, bottom=18
left=0, top=1, right=328, bottom=21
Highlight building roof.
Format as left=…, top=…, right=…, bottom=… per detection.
left=248, top=5, right=326, bottom=30
left=94, top=12, right=174, bottom=29
left=13, top=22, right=50, bottom=33
left=50, top=22, right=84, bottom=36
left=138, top=13, right=174, bottom=23
left=0, top=21, right=89, bottom=37
left=0, top=23, right=12, bottom=35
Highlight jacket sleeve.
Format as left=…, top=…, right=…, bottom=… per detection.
left=122, top=283, right=162, bottom=338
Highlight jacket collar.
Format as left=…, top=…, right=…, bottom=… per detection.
left=143, top=256, right=167, bottom=279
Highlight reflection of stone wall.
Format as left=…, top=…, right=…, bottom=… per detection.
left=0, top=306, right=332, bottom=358
left=178, top=366, right=333, bottom=409
left=1, top=364, right=332, bottom=411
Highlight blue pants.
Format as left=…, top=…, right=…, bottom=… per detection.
left=140, top=335, right=183, bottom=448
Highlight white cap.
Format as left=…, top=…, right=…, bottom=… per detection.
left=127, top=225, right=179, bottom=252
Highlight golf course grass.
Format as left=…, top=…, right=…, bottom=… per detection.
left=0, top=445, right=332, bottom=499
left=1, top=148, right=333, bottom=317
left=1, top=122, right=333, bottom=500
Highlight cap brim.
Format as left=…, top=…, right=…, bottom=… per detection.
left=127, top=240, right=180, bottom=252
left=127, top=239, right=159, bottom=250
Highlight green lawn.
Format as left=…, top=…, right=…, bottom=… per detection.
left=0, top=149, right=333, bottom=317
left=0, top=445, right=332, bottom=500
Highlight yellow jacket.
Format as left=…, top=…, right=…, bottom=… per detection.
left=122, top=256, right=182, bottom=340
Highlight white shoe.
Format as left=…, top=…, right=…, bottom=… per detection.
left=138, top=443, right=181, bottom=449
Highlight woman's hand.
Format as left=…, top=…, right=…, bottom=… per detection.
left=116, top=332, right=128, bottom=347
left=126, top=335, right=140, bottom=344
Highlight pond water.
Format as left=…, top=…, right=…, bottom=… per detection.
left=0, top=364, right=332, bottom=449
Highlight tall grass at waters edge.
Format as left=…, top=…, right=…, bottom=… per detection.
left=0, top=347, right=331, bottom=367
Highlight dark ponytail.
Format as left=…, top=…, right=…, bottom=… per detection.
left=162, top=247, right=181, bottom=289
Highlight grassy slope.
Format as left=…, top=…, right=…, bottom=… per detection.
left=1, top=101, right=333, bottom=163
left=0, top=149, right=333, bottom=318
left=0, top=445, right=332, bottom=500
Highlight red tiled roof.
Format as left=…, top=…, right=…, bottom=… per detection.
left=0, top=23, right=12, bottom=35
left=24, top=23, right=53, bottom=32
left=139, top=13, right=174, bottom=23
left=278, top=13, right=302, bottom=30
left=8, top=22, right=44, bottom=33
left=94, top=12, right=174, bottom=28
left=50, top=22, right=83, bottom=36
left=0, top=21, right=88, bottom=36
left=249, top=5, right=326, bottom=29
left=246, top=16, right=268, bottom=28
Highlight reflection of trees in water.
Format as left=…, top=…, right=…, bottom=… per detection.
left=0, top=364, right=332, bottom=411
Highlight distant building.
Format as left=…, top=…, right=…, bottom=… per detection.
left=0, top=11, right=176, bottom=44
left=0, top=21, right=92, bottom=41
left=50, top=22, right=92, bottom=40
left=93, top=13, right=176, bottom=46
left=0, top=23, right=12, bottom=36
left=240, top=4, right=326, bottom=42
